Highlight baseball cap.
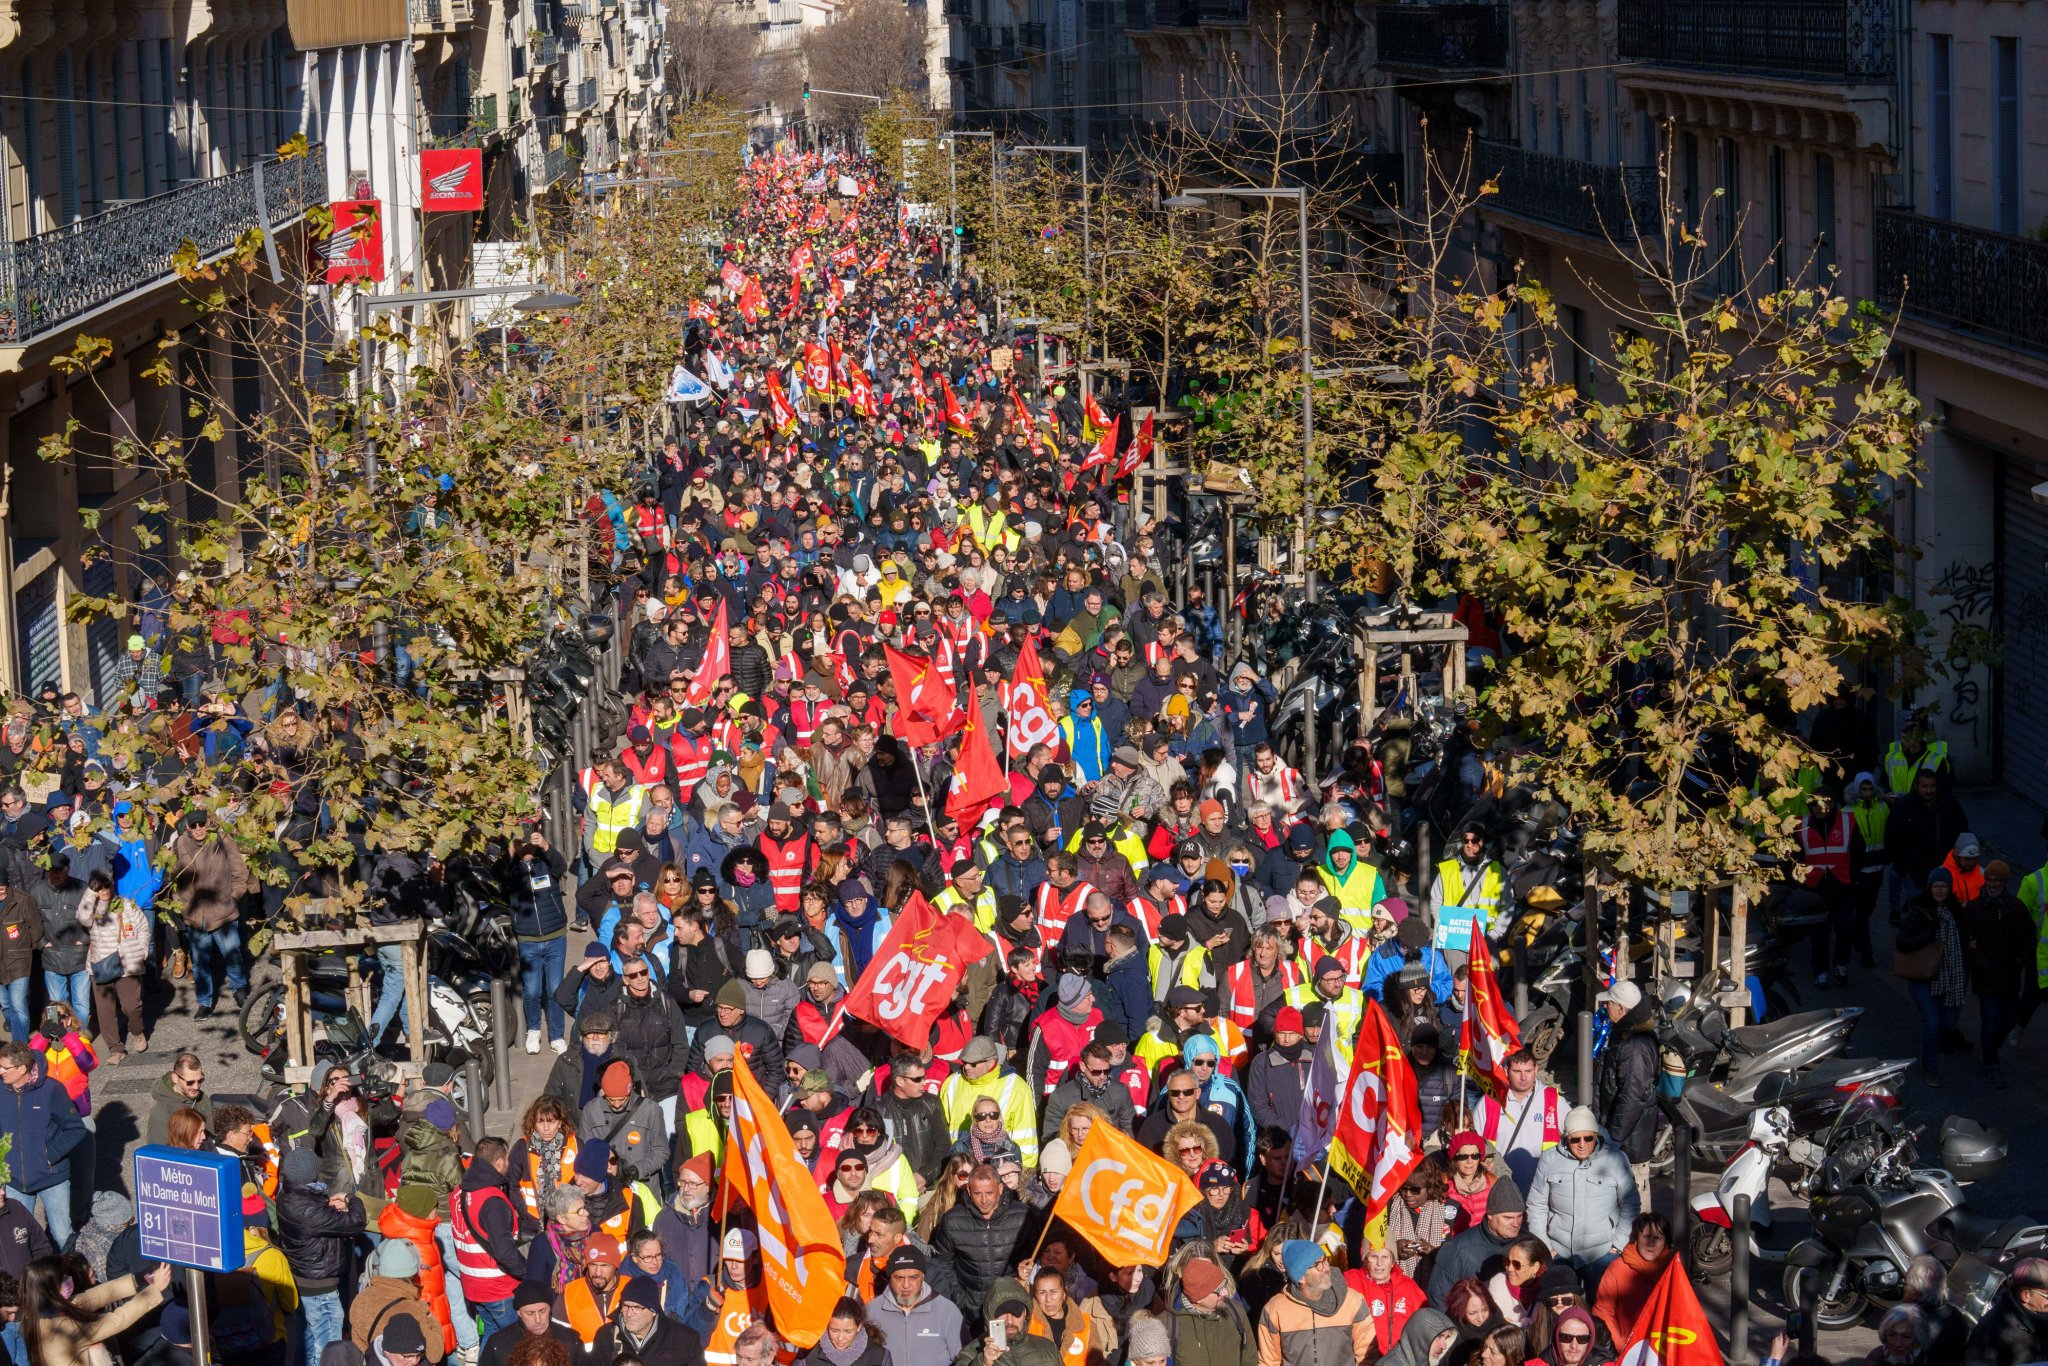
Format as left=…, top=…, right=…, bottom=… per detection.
left=722, top=1228, right=759, bottom=1260
left=1595, top=980, right=1643, bottom=1011
left=884, top=1245, right=927, bottom=1276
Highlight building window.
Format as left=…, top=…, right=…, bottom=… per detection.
left=1929, top=33, right=1953, bottom=219
left=1550, top=71, right=1562, bottom=156
left=1814, top=152, right=1836, bottom=281
left=1579, top=71, right=1593, bottom=162
left=1995, top=36, right=2020, bottom=235
left=1716, top=138, right=1740, bottom=296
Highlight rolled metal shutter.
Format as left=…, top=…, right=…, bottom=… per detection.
left=13, top=568, right=59, bottom=694
left=82, top=555, right=120, bottom=708
left=1999, top=458, right=2048, bottom=808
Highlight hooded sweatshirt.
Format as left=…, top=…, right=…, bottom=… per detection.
left=1317, top=830, right=1385, bottom=916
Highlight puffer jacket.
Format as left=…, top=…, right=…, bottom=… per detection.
left=611, top=985, right=687, bottom=1102
left=396, top=1119, right=465, bottom=1209
left=276, top=1175, right=366, bottom=1295
left=83, top=895, right=150, bottom=977
left=581, top=1084, right=670, bottom=1186
left=1595, top=1003, right=1660, bottom=1163
left=933, top=1192, right=1031, bottom=1311
left=171, top=829, right=253, bottom=931
left=375, top=1203, right=457, bottom=1354
left=1174, top=1290, right=1258, bottom=1366
left=1525, top=1139, right=1641, bottom=1262
left=741, top=975, right=799, bottom=1039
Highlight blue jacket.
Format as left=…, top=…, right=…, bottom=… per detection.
left=1221, top=679, right=1277, bottom=748
left=1101, top=952, right=1154, bottom=1043
left=684, top=825, right=745, bottom=891
left=1361, top=942, right=1455, bottom=1006
left=0, top=1061, right=85, bottom=1193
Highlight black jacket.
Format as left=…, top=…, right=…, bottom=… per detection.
left=613, top=986, right=689, bottom=1102
left=666, top=933, right=736, bottom=1029
left=728, top=642, right=772, bottom=701
left=1243, top=1042, right=1308, bottom=1134
left=1596, top=1004, right=1660, bottom=1163
left=684, top=1012, right=784, bottom=1098
left=1965, top=1288, right=2048, bottom=1366
left=499, top=847, right=569, bottom=940
left=979, top=978, right=1040, bottom=1063
left=1888, top=790, right=1970, bottom=882
left=1426, top=1221, right=1518, bottom=1305
left=932, top=1194, right=1031, bottom=1313
left=591, top=1313, right=704, bottom=1366
left=481, top=1322, right=581, bottom=1366
left=875, top=1090, right=951, bottom=1185
left=276, top=1179, right=367, bottom=1295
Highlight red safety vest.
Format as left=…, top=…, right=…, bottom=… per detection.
left=758, top=831, right=816, bottom=913
left=1033, top=880, right=1096, bottom=946
left=669, top=732, right=715, bottom=802
left=620, top=745, right=671, bottom=789
left=1800, top=812, right=1852, bottom=887
left=1224, top=958, right=1303, bottom=1032
left=1031, top=1005, right=1101, bottom=1094
left=1297, top=933, right=1372, bottom=990
left=449, top=1184, right=520, bottom=1305
left=1126, top=892, right=1186, bottom=940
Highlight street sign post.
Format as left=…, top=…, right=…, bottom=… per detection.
left=135, top=1145, right=247, bottom=1366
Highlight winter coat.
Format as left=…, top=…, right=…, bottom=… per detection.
left=1591, top=1244, right=1672, bottom=1345
left=499, top=847, right=569, bottom=941
left=0, top=888, right=42, bottom=982
left=869, top=1280, right=965, bottom=1364
left=1964, top=1287, right=2048, bottom=1366
left=348, top=1274, right=449, bottom=1362
left=1101, top=949, right=1156, bottom=1039
left=27, top=1272, right=165, bottom=1366
left=592, top=1313, right=703, bottom=1366
left=876, top=1089, right=952, bottom=1186
left=35, top=878, right=88, bottom=974
left=0, top=1061, right=84, bottom=1193
left=741, top=975, right=800, bottom=1039
left=1595, top=1002, right=1660, bottom=1163
left=396, top=1119, right=466, bottom=1209
left=1525, top=1140, right=1640, bottom=1263
left=612, top=986, right=688, bottom=1102
left=933, top=1192, right=1031, bottom=1311
left=83, top=894, right=150, bottom=977
left=1174, top=1291, right=1258, bottom=1366
left=1960, top=891, right=2035, bottom=997
left=581, top=1089, right=670, bottom=1187
left=666, top=933, right=736, bottom=1029
left=979, top=976, right=1041, bottom=1062
left=683, top=1011, right=783, bottom=1096
left=1426, top=1221, right=1519, bottom=1305
left=376, top=1202, right=457, bottom=1354
left=1243, top=1042, right=1309, bottom=1134
left=147, top=1071, right=211, bottom=1146
left=276, top=1175, right=367, bottom=1295
left=1257, top=1278, right=1372, bottom=1366
left=171, top=829, right=254, bottom=931
left=1041, top=1074, right=1136, bottom=1144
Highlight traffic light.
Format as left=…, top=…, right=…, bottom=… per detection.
left=802, top=82, right=811, bottom=100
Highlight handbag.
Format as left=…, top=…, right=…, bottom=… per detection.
left=1893, top=939, right=1941, bottom=982
left=90, top=951, right=124, bottom=985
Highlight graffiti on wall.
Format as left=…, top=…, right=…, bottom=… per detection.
left=1929, top=559, right=1997, bottom=751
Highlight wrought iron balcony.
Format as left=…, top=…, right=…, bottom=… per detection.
left=1474, top=140, right=1660, bottom=242
left=1875, top=208, right=2048, bottom=358
left=1198, top=0, right=1250, bottom=24
left=531, top=33, right=561, bottom=67
left=0, top=148, right=325, bottom=346
left=1616, top=0, right=1890, bottom=81
left=1374, top=4, right=1511, bottom=71
left=471, top=93, right=499, bottom=131
left=568, top=78, right=599, bottom=112
left=1018, top=20, right=1047, bottom=47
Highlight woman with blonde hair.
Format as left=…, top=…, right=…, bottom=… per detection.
left=1056, top=1101, right=1105, bottom=1158
left=913, top=1153, right=975, bottom=1241
left=1164, top=1119, right=1220, bottom=1177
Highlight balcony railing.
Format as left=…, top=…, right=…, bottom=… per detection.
left=0, top=147, right=325, bottom=345
left=1374, top=4, right=1512, bottom=70
left=1617, top=0, right=1889, bottom=81
left=567, top=78, right=599, bottom=111
left=944, top=0, right=973, bottom=15
left=1875, top=208, right=2048, bottom=357
left=1018, top=20, right=1047, bottom=47
left=1474, top=140, right=1659, bottom=242
left=531, top=33, right=561, bottom=67
left=471, top=93, right=499, bottom=131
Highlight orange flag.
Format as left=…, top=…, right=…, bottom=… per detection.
left=1619, top=1254, right=1725, bottom=1366
left=1051, top=1121, right=1203, bottom=1268
left=723, top=1052, right=847, bottom=1349
left=1328, top=998, right=1427, bottom=1223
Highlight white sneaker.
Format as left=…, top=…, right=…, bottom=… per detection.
left=525, top=1030, right=541, bottom=1055
left=456, top=1346, right=480, bottom=1366
left=550, top=1037, right=569, bottom=1054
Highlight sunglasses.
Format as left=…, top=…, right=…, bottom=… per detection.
left=1189, top=1058, right=1216, bottom=1068
left=1566, top=1134, right=1598, bottom=1146
left=1557, top=1335, right=1592, bottom=1346
left=852, top=1124, right=879, bottom=1135
left=623, top=968, right=650, bottom=980
left=975, top=1111, right=1001, bottom=1121
left=1081, top=1066, right=1110, bottom=1079
left=1454, top=1152, right=1481, bottom=1161
left=1176, top=1145, right=1206, bottom=1155
left=1167, top=1087, right=1198, bottom=1098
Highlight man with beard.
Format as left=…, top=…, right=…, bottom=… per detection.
left=1039, top=1040, right=1135, bottom=1142
left=650, top=1152, right=716, bottom=1291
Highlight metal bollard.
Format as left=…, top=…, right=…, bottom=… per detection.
left=1670, top=1115, right=1692, bottom=1250
left=1731, top=1193, right=1752, bottom=1361
left=1513, top=961, right=1529, bottom=1023
left=1577, top=1010, right=1595, bottom=1109
left=490, top=979, right=514, bottom=1113
left=463, top=1056, right=487, bottom=1138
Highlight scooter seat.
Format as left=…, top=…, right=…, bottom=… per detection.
left=1726, top=1011, right=1844, bottom=1057
left=1931, top=1209, right=2016, bottom=1253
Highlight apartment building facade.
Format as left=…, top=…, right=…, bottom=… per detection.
left=0, top=0, right=665, bottom=701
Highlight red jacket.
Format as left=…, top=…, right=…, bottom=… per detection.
left=1345, top=1265, right=1426, bottom=1355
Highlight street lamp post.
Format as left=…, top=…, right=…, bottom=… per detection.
left=1164, top=184, right=1319, bottom=778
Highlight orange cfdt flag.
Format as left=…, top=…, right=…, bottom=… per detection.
left=722, top=1052, right=847, bottom=1349
left=1050, top=1121, right=1203, bottom=1268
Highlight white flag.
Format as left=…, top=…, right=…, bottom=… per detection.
left=1293, top=1010, right=1344, bottom=1168
left=704, top=349, right=733, bottom=390
left=664, top=364, right=711, bottom=405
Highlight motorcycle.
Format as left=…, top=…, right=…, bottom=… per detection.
left=1687, top=1081, right=1907, bottom=1276
left=1784, top=1113, right=2009, bottom=1329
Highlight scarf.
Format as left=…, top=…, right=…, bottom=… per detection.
left=72, top=1217, right=119, bottom=1283
left=1009, top=974, right=1043, bottom=1010
left=965, top=1127, right=1016, bottom=1165
left=816, top=1329, right=874, bottom=1366
left=546, top=1223, right=589, bottom=1293
left=1198, top=1189, right=1252, bottom=1243
left=530, top=1130, right=568, bottom=1222
left=1056, top=999, right=1092, bottom=1026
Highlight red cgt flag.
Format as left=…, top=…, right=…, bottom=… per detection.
left=681, top=599, right=731, bottom=709
left=803, top=342, right=834, bottom=395
left=1461, top=919, right=1522, bottom=1097
left=940, top=374, right=974, bottom=436
left=885, top=645, right=960, bottom=747
left=1619, top=1255, right=1725, bottom=1366
left=790, top=240, right=816, bottom=276
left=765, top=369, right=798, bottom=433
left=1327, top=998, right=1428, bottom=1224
left=1115, top=411, right=1155, bottom=480
left=1006, top=380, right=1035, bottom=433
left=841, top=892, right=993, bottom=1048
left=846, top=364, right=882, bottom=419
left=945, top=701, right=1008, bottom=830
left=1001, top=633, right=1060, bottom=762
